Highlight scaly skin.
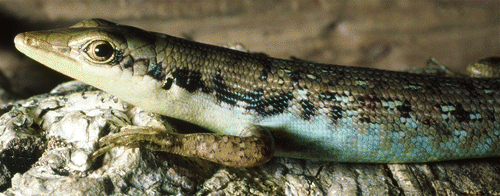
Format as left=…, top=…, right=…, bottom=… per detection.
left=14, top=19, right=500, bottom=167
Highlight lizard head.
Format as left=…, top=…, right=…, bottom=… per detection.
left=14, top=18, right=176, bottom=114
left=14, top=18, right=160, bottom=85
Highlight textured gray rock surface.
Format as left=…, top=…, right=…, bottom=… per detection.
left=0, top=81, right=498, bottom=195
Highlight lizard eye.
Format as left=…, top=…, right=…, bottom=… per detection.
left=84, top=40, right=115, bottom=63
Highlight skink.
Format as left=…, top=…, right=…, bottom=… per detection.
left=14, top=19, right=500, bottom=167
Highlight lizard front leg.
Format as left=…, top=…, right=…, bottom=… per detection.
left=93, top=125, right=275, bottom=168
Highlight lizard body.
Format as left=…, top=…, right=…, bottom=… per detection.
left=14, top=19, right=500, bottom=167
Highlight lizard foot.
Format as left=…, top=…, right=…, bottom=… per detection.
left=92, top=125, right=275, bottom=168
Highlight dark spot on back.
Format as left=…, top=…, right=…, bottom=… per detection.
left=319, top=92, right=338, bottom=102
left=330, top=106, right=343, bottom=121
left=162, top=77, right=173, bottom=90
left=258, top=58, right=272, bottom=81
left=172, top=68, right=204, bottom=93
left=289, top=70, right=301, bottom=85
left=451, top=103, right=470, bottom=123
left=397, top=100, right=412, bottom=118
left=300, top=100, right=316, bottom=121
left=254, top=92, right=294, bottom=116
left=359, top=116, right=371, bottom=123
